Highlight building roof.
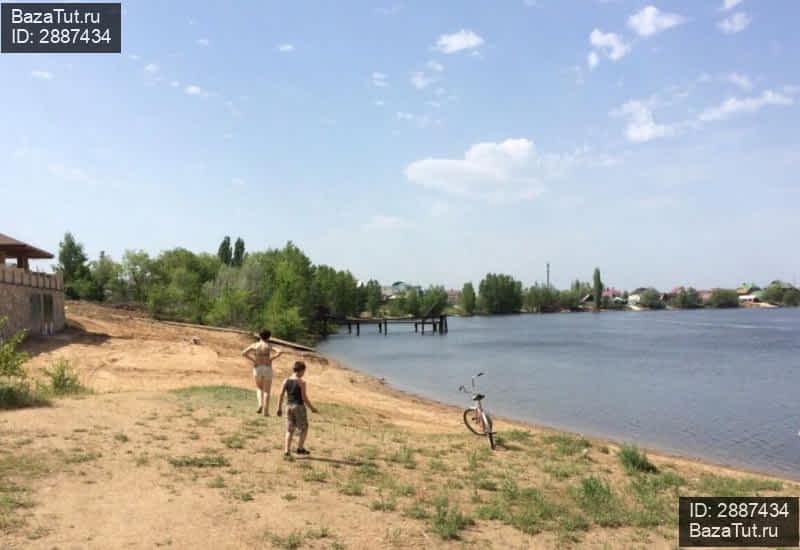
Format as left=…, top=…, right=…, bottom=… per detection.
left=0, top=232, right=54, bottom=259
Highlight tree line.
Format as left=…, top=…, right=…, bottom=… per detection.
left=56, top=233, right=449, bottom=342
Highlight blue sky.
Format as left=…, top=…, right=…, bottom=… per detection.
left=2, top=0, right=799, bottom=290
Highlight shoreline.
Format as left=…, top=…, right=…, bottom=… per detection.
left=320, top=350, right=798, bottom=485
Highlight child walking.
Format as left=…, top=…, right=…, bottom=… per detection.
left=276, top=361, right=319, bottom=457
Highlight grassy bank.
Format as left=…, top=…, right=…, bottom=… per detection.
left=1, top=303, right=796, bottom=548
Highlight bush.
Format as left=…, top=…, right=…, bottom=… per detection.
left=707, top=288, right=739, bottom=308
left=43, top=360, right=86, bottom=395
left=266, top=307, right=306, bottom=342
left=0, top=319, right=47, bottom=409
left=638, top=289, right=664, bottom=309
left=618, top=444, right=658, bottom=474
left=782, top=289, right=800, bottom=307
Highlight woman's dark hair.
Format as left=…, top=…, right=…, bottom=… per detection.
left=292, top=361, right=306, bottom=373
left=259, top=329, right=271, bottom=341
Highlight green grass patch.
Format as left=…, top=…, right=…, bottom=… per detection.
left=338, top=479, right=364, bottom=496
left=618, top=445, right=658, bottom=474
left=430, top=495, right=473, bottom=540
left=543, top=434, right=590, bottom=457
left=168, top=453, right=230, bottom=468
left=573, top=476, right=626, bottom=527
left=504, top=429, right=533, bottom=443
left=404, top=502, right=429, bottom=519
left=302, top=468, right=328, bottom=483
left=696, top=475, right=782, bottom=496
left=267, top=530, right=304, bottom=550
left=221, top=435, right=245, bottom=449
left=207, top=475, right=226, bottom=489
left=0, top=383, right=50, bottom=410
left=370, top=492, right=397, bottom=512
left=389, top=446, right=417, bottom=469
left=42, top=360, right=88, bottom=396
left=171, top=385, right=252, bottom=409
left=114, top=432, right=129, bottom=443
left=542, top=461, right=583, bottom=480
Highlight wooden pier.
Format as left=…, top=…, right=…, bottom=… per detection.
left=341, top=315, right=449, bottom=336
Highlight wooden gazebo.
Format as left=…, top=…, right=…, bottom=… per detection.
left=0, top=232, right=54, bottom=270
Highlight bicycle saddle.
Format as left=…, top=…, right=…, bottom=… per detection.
left=472, top=393, right=485, bottom=401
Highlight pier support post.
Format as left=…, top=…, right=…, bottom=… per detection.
left=348, top=321, right=352, bottom=334
left=421, top=321, right=425, bottom=334
left=378, top=321, right=382, bottom=334
left=384, top=320, right=388, bottom=335
left=414, top=322, right=418, bottom=332
left=356, top=322, right=360, bottom=336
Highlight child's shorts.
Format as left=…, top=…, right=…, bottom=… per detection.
left=287, top=404, right=308, bottom=432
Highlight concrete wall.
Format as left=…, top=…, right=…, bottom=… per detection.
left=0, top=266, right=65, bottom=339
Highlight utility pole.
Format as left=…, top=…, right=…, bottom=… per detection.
left=546, top=262, right=550, bottom=288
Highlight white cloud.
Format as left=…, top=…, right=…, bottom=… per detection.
left=720, top=0, right=743, bottom=11
left=587, top=51, right=600, bottom=69
left=699, top=90, right=793, bottom=122
left=31, top=70, right=53, bottom=80
left=718, top=12, right=750, bottom=34
left=184, top=84, right=208, bottom=97
left=144, top=63, right=159, bottom=73
left=627, top=6, right=686, bottom=37
left=277, top=43, right=295, bottom=52
left=48, top=163, right=97, bottom=186
left=427, top=60, right=444, bottom=72
left=611, top=100, right=676, bottom=143
left=410, top=71, right=436, bottom=90
left=405, top=138, right=572, bottom=201
left=371, top=72, right=388, bottom=87
left=127, top=54, right=140, bottom=61
left=170, top=80, right=180, bottom=88
left=196, top=38, right=210, bottom=46
left=588, top=29, right=630, bottom=68
left=434, top=29, right=484, bottom=54
left=363, top=215, right=409, bottom=230
left=727, top=72, right=753, bottom=90
left=396, top=111, right=433, bottom=128
left=231, top=178, right=245, bottom=187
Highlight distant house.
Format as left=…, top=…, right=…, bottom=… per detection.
left=739, top=294, right=760, bottom=304
left=446, top=289, right=461, bottom=305
left=0, top=232, right=65, bottom=338
left=737, top=282, right=761, bottom=296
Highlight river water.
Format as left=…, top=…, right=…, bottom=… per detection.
left=319, top=308, right=800, bottom=478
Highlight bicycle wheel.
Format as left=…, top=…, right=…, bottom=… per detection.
left=463, top=408, right=486, bottom=435
left=483, top=412, right=496, bottom=450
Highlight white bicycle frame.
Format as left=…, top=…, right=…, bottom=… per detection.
left=460, top=372, right=493, bottom=434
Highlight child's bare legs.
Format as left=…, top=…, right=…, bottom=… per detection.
left=254, top=377, right=264, bottom=412
left=262, top=379, right=272, bottom=416
left=284, top=428, right=294, bottom=454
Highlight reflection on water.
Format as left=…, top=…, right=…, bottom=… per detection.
left=319, top=308, right=800, bottom=478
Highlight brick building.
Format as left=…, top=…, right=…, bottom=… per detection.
left=0, top=233, right=65, bottom=339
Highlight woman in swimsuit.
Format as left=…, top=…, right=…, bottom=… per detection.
left=242, top=330, right=284, bottom=416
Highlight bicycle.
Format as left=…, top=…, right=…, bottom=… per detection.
left=459, top=372, right=495, bottom=450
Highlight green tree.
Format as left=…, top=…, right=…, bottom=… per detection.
left=121, top=250, right=152, bottom=303
left=405, top=288, right=421, bottom=317
left=364, top=280, right=382, bottom=316
left=782, top=289, right=800, bottom=307
left=420, top=285, right=449, bottom=316
left=638, top=288, right=665, bottom=309
left=58, top=232, right=91, bottom=298
left=460, top=282, right=476, bottom=316
left=89, top=251, right=123, bottom=301
left=708, top=288, right=739, bottom=308
left=760, top=283, right=785, bottom=305
left=217, top=236, right=233, bottom=266
left=232, top=238, right=245, bottom=267
left=592, top=268, right=603, bottom=312
left=525, top=283, right=560, bottom=313
left=670, top=287, right=701, bottom=309
left=478, top=273, right=523, bottom=314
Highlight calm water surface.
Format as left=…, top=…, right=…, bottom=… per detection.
left=319, top=308, right=800, bottom=478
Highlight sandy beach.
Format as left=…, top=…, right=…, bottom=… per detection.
left=1, top=301, right=796, bottom=549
